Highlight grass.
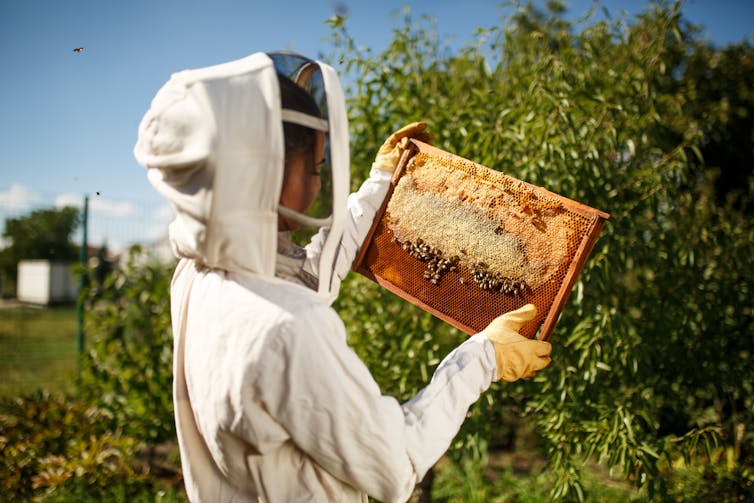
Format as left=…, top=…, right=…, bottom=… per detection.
left=430, top=450, right=639, bottom=502
left=38, top=482, right=188, bottom=503
left=0, top=305, right=79, bottom=397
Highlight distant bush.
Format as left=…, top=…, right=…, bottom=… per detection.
left=0, top=245, right=183, bottom=500
left=78, top=246, right=176, bottom=445
left=0, top=391, right=183, bottom=502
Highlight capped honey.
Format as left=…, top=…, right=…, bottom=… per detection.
left=353, top=140, right=609, bottom=340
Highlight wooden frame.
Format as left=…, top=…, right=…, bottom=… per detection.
left=353, top=140, right=610, bottom=341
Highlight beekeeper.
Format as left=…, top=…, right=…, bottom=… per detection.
left=134, top=51, right=552, bottom=503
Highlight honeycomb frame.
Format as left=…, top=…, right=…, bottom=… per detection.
left=353, top=140, right=610, bottom=340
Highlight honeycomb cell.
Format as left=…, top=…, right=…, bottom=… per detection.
left=353, top=140, right=609, bottom=341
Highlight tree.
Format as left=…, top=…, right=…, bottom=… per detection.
left=0, top=206, right=81, bottom=294
left=678, top=41, right=754, bottom=213
left=327, top=0, right=754, bottom=500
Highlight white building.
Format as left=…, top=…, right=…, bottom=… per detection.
left=17, top=260, right=78, bottom=305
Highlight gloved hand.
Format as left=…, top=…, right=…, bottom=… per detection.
left=371, top=122, right=433, bottom=173
left=480, top=304, right=552, bottom=382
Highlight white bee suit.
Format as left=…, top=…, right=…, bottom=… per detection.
left=135, top=52, right=498, bottom=502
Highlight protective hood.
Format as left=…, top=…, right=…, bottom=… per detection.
left=134, top=52, right=350, bottom=300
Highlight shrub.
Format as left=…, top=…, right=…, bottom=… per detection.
left=328, top=1, right=754, bottom=499
left=78, top=246, right=176, bottom=445
left=0, top=391, right=180, bottom=501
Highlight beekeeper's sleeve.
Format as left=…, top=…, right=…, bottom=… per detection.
left=305, top=165, right=392, bottom=302
left=255, top=302, right=496, bottom=502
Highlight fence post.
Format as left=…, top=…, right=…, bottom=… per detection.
left=77, top=195, right=88, bottom=371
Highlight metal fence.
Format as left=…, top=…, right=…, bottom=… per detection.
left=0, top=186, right=173, bottom=257
left=0, top=186, right=173, bottom=396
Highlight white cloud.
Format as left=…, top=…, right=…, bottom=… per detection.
left=90, top=198, right=138, bottom=219
left=145, top=223, right=170, bottom=242
left=55, top=193, right=138, bottom=218
left=1, top=187, right=169, bottom=250
left=153, top=203, right=175, bottom=222
left=0, top=184, right=42, bottom=210
left=54, top=193, right=84, bottom=209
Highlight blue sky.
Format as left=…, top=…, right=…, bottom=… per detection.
left=1, top=0, right=752, bottom=250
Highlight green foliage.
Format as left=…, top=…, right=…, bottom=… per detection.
left=0, top=206, right=81, bottom=292
left=663, top=448, right=754, bottom=502
left=0, top=248, right=181, bottom=501
left=431, top=437, right=501, bottom=502
left=433, top=454, right=553, bottom=503
left=328, top=1, right=754, bottom=500
left=0, top=391, right=174, bottom=502
left=38, top=484, right=187, bottom=503
left=1, top=206, right=80, bottom=260
left=0, top=249, right=182, bottom=500
left=78, top=246, right=176, bottom=444
left=336, top=274, right=460, bottom=401
left=678, top=41, right=754, bottom=212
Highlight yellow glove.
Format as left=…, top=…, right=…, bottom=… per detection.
left=481, top=304, right=552, bottom=382
left=371, top=122, right=433, bottom=173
